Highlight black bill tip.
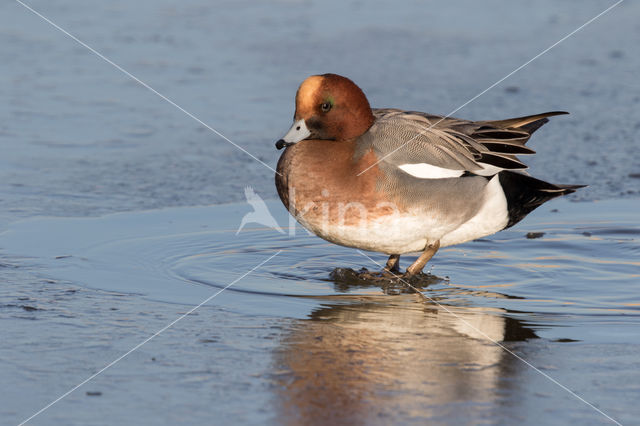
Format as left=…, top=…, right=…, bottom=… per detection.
left=275, top=139, right=293, bottom=150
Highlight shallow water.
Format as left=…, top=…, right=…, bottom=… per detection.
left=1, top=0, right=640, bottom=231
left=2, top=0, right=640, bottom=424
left=2, top=199, right=640, bottom=424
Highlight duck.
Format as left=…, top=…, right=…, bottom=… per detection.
left=274, top=74, right=584, bottom=277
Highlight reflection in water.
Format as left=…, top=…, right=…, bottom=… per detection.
left=273, top=296, right=537, bottom=425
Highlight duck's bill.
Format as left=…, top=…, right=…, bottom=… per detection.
left=275, top=139, right=294, bottom=150
left=275, top=119, right=310, bottom=150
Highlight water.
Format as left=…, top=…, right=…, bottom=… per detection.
left=1, top=0, right=640, bottom=424
left=2, top=199, right=639, bottom=424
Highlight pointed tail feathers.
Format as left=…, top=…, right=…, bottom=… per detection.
left=498, top=171, right=586, bottom=228
left=483, top=111, right=569, bottom=135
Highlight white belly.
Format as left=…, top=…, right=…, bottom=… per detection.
left=300, top=213, right=436, bottom=254
left=294, top=175, right=509, bottom=254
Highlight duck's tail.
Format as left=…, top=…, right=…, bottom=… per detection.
left=498, top=171, right=586, bottom=229
left=483, top=111, right=569, bottom=136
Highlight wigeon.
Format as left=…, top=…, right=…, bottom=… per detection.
left=275, top=74, right=584, bottom=277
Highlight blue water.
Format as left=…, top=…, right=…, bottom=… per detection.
left=1, top=0, right=639, bottom=425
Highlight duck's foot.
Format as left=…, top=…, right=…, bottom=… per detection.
left=329, top=266, right=444, bottom=294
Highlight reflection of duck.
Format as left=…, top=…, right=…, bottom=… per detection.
left=272, top=297, right=536, bottom=425
left=236, top=186, right=284, bottom=235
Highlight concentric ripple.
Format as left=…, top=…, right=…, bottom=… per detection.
left=1, top=199, right=639, bottom=338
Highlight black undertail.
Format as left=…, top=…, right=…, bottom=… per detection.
left=498, top=171, right=586, bottom=228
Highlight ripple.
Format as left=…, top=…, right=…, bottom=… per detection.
left=1, top=199, right=640, bottom=334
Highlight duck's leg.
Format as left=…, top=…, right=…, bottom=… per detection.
left=405, top=241, right=440, bottom=277
left=383, top=254, right=400, bottom=274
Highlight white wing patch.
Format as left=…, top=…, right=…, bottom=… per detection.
left=398, top=163, right=464, bottom=179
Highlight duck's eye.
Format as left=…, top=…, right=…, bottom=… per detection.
left=321, top=102, right=332, bottom=113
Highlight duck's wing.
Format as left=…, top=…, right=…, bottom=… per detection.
left=366, top=109, right=567, bottom=178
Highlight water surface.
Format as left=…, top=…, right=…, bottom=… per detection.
left=2, top=199, right=640, bottom=424
left=1, top=0, right=639, bottom=424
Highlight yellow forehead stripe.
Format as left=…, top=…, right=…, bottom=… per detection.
left=296, top=75, right=324, bottom=111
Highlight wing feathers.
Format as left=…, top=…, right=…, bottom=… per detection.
left=367, top=109, right=566, bottom=177
left=480, top=111, right=568, bottom=130
left=478, top=142, right=536, bottom=155
left=478, top=153, right=527, bottom=170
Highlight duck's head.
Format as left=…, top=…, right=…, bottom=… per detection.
left=276, top=74, right=375, bottom=149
